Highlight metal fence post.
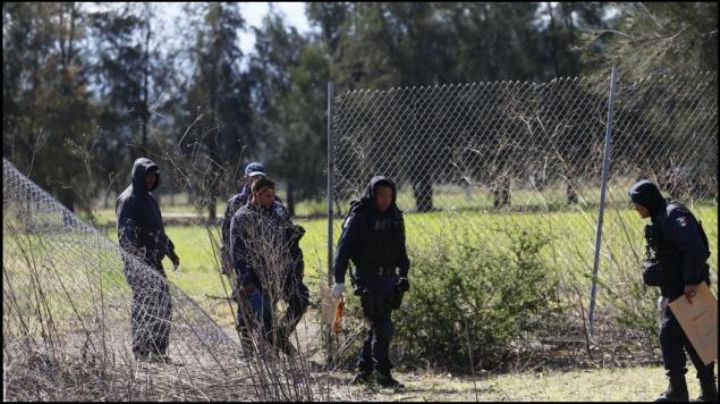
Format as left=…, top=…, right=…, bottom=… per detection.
left=326, top=81, right=335, bottom=367
left=588, top=65, right=618, bottom=338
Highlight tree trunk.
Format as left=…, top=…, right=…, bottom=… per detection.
left=566, top=181, right=578, bottom=205
left=547, top=2, right=562, bottom=77
left=493, top=174, right=511, bottom=208
left=287, top=182, right=295, bottom=217
left=493, top=149, right=512, bottom=208
left=59, top=188, right=75, bottom=228
left=413, top=176, right=433, bottom=212
left=67, top=2, right=76, bottom=66
left=208, top=195, right=217, bottom=220
left=141, top=16, right=150, bottom=153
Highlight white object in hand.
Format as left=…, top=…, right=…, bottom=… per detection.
left=331, top=283, right=345, bottom=298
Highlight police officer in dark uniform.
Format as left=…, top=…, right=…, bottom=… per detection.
left=331, top=176, right=410, bottom=388
left=116, top=157, right=180, bottom=363
left=629, top=179, right=717, bottom=402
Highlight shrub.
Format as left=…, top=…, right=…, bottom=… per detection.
left=391, top=227, right=565, bottom=372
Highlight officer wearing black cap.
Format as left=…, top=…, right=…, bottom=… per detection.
left=221, top=162, right=274, bottom=276
left=222, top=164, right=308, bottom=354
left=331, top=176, right=410, bottom=388
left=629, top=179, right=717, bottom=402
left=229, top=177, right=309, bottom=356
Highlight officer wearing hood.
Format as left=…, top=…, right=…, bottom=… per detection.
left=116, top=157, right=180, bottom=363
left=629, top=179, right=716, bottom=402
left=331, top=176, right=410, bottom=388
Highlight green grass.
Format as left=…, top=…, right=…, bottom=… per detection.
left=9, top=198, right=717, bottom=333
left=95, top=203, right=716, bottom=326
left=4, top=200, right=718, bottom=400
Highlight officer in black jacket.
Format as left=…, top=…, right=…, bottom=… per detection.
left=331, top=176, right=410, bottom=388
left=116, top=157, right=180, bottom=363
left=229, top=177, right=309, bottom=356
left=220, top=162, right=287, bottom=276
left=629, top=179, right=717, bottom=402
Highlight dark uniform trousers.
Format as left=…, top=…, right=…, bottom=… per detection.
left=125, top=260, right=172, bottom=357
left=357, top=273, right=400, bottom=375
left=280, top=275, right=310, bottom=335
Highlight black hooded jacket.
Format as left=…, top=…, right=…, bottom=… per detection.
left=629, top=180, right=710, bottom=298
left=116, top=157, right=175, bottom=266
left=333, top=176, right=410, bottom=285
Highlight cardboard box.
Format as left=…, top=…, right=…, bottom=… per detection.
left=668, top=283, right=718, bottom=365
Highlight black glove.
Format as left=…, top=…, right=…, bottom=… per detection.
left=291, top=224, right=306, bottom=241
left=169, top=251, right=180, bottom=267
left=642, top=259, right=665, bottom=287
left=396, top=277, right=410, bottom=293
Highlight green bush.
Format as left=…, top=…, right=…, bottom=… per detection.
left=391, top=227, right=565, bottom=372
left=600, top=256, right=662, bottom=343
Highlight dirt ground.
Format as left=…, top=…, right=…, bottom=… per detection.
left=215, top=306, right=692, bottom=402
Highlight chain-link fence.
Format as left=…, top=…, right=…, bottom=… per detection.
left=2, top=158, right=327, bottom=401
left=330, top=71, right=718, bottom=345
left=3, top=68, right=718, bottom=397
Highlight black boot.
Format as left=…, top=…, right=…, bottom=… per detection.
left=655, top=375, right=689, bottom=402
left=275, top=329, right=297, bottom=357
left=377, top=371, right=405, bottom=389
left=350, top=371, right=372, bottom=386
left=696, top=375, right=718, bottom=402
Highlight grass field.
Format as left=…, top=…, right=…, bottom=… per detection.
left=6, top=192, right=718, bottom=401
left=94, top=202, right=718, bottom=328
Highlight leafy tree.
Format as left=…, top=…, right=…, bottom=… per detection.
left=581, top=2, right=717, bottom=81
left=3, top=2, right=97, bottom=213
left=248, top=11, right=311, bottom=215
left=178, top=2, right=252, bottom=219
left=86, top=3, right=177, bottom=203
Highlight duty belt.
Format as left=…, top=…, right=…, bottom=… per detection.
left=376, top=266, right=396, bottom=276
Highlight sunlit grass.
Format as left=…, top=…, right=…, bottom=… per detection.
left=93, top=202, right=717, bottom=328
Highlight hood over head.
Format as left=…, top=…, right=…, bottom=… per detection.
left=628, top=179, right=665, bottom=217
left=131, top=157, right=160, bottom=193
left=359, top=175, right=398, bottom=212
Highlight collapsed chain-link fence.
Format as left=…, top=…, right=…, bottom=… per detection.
left=331, top=71, right=718, bottom=348
left=2, top=158, right=330, bottom=401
